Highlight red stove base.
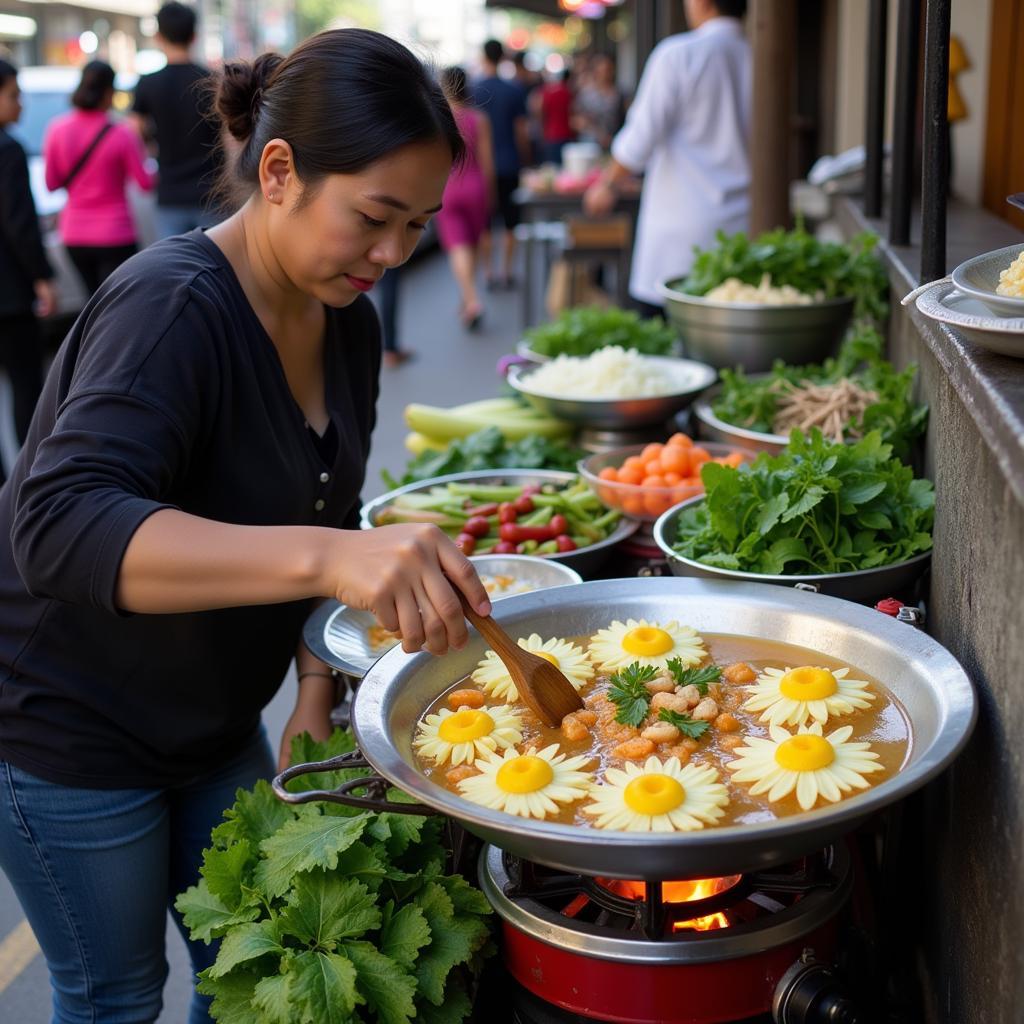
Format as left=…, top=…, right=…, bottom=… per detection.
left=502, top=920, right=838, bottom=1024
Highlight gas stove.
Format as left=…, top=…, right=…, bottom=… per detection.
left=478, top=844, right=861, bottom=1024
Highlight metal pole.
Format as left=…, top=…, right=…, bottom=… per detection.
left=864, top=0, right=888, bottom=218
left=889, top=0, right=921, bottom=246
left=920, top=0, right=951, bottom=283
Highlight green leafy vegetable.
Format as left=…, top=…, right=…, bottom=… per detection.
left=680, top=225, right=889, bottom=322
left=657, top=709, right=711, bottom=740
left=384, top=426, right=584, bottom=489
left=665, top=661, right=721, bottom=697
left=607, top=662, right=657, bottom=726
left=524, top=305, right=677, bottom=358
left=672, top=429, right=934, bottom=576
left=177, top=729, right=493, bottom=1023
left=710, top=325, right=928, bottom=462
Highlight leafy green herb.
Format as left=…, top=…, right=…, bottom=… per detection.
left=665, top=661, right=721, bottom=697
left=680, top=225, right=889, bottom=322
left=607, top=662, right=657, bottom=727
left=657, top=709, right=711, bottom=740
left=176, top=729, right=493, bottom=1023
left=384, top=426, right=585, bottom=489
left=524, top=305, right=677, bottom=358
left=710, top=325, right=928, bottom=462
left=672, top=429, right=934, bottom=576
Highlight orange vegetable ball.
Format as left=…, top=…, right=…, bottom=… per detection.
left=659, top=445, right=690, bottom=476
left=641, top=443, right=665, bottom=463
left=668, top=433, right=693, bottom=448
left=599, top=466, right=619, bottom=481
left=641, top=474, right=667, bottom=488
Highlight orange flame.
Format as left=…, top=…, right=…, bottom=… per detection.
left=596, top=876, right=740, bottom=932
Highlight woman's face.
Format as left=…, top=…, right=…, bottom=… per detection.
left=267, top=138, right=453, bottom=308
left=0, top=76, right=22, bottom=128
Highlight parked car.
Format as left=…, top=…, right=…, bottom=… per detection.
left=7, top=66, right=157, bottom=330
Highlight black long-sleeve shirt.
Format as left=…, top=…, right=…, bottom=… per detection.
left=0, top=128, right=53, bottom=317
left=0, top=230, right=380, bottom=786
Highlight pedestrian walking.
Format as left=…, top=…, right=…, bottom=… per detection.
left=43, top=60, right=156, bottom=296
left=132, top=1, right=221, bottom=237
left=574, top=54, right=626, bottom=151
left=0, top=29, right=488, bottom=1024
left=0, top=59, right=54, bottom=488
left=474, top=38, right=529, bottom=289
left=584, top=0, right=751, bottom=314
left=438, top=65, right=495, bottom=330
left=538, top=68, right=575, bottom=165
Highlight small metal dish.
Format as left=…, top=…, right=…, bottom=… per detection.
left=950, top=243, right=1024, bottom=318
left=360, top=469, right=639, bottom=576
left=692, top=379, right=790, bottom=454
left=910, top=280, right=1024, bottom=359
left=506, top=357, right=716, bottom=429
left=653, top=497, right=931, bottom=605
left=659, top=279, right=853, bottom=372
left=304, top=554, right=584, bottom=678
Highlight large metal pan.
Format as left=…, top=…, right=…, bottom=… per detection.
left=274, top=577, right=974, bottom=880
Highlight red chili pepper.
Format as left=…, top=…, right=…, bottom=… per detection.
left=462, top=516, right=491, bottom=538
left=466, top=502, right=499, bottom=517
left=549, top=513, right=569, bottom=536
left=499, top=523, right=556, bottom=543
left=455, top=533, right=477, bottom=555
left=555, top=534, right=577, bottom=552
left=498, top=502, right=518, bottom=525
left=512, top=495, right=535, bottom=515
left=493, top=540, right=518, bottom=554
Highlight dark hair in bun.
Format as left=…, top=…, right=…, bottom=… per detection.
left=211, top=29, right=463, bottom=210
left=72, top=60, right=115, bottom=111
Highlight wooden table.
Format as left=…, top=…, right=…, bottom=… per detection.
left=512, top=184, right=642, bottom=328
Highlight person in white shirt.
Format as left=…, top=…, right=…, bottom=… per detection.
left=584, top=0, right=751, bottom=313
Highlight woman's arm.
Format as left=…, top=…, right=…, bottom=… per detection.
left=278, top=634, right=337, bottom=770
left=115, top=509, right=489, bottom=655
left=43, top=124, right=64, bottom=192
left=122, top=127, right=156, bottom=192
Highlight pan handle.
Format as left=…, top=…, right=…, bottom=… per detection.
left=271, top=750, right=440, bottom=816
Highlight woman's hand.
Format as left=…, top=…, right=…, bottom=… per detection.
left=324, top=525, right=491, bottom=656
left=278, top=672, right=335, bottom=772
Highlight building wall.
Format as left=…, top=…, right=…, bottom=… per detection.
left=833, top=0, right=992, bottom=205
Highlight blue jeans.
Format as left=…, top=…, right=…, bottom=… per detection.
left=153, top=205, right=220, bottom=240
left=0, top=730, right=275, bottom=1024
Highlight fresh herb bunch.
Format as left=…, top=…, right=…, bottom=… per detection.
left=607, top=662, right=658, bottom=726
left=384, top=427, right=585, bottom=489
left=680, top=226, right=889, bottom=322
left=524, top=305, right=677, bottom=358
left=665, top=661, right=721, bottom=697
left=711, top=326, right=928, bottom=462
left=175, top=730, right=493, bottom=1024
left=657, top=709, right=710, bottom=740
left=672, top=430, right=934, bottom=576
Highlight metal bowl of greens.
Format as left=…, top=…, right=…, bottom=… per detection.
left=653, top=497, right=932, bottom=605
left=659, top=284, right=854, bottom=373
left=693, top=379, right=789, bottom=454
left=360, top=469, right=639, bottom=577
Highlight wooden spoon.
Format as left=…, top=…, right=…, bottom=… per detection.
left=455, top=591, right=584, bottom=727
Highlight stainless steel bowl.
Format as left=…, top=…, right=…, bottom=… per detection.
left=303, top=554, right=583, bottom=678
left=950, top=243, right=1024, bottom=318
left=912, top=279, right=1024, bottom=359
left=506, top=358, right=717, bottom=429
left=360, top=469, right=639, bottom=576
left=275, top=577, right=975, bottom=879
left=692, top=379, right=789, bottom=454
left=653, top=497, right=932, bottom=605
left=659, top=279, right=854, bottom=372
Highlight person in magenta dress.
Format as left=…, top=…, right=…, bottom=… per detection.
left=43, top=60, right=155, bottom=296
left=437, top=65, right=495, bottom=329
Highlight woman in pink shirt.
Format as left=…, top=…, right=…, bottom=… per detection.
left=43, top=61, right=155, bottom=296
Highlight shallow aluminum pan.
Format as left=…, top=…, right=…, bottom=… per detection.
left=304, top=555, right=584, bottom=678
left=692, top=379, right=789, bottom=455
left=360, top=469, right=639, bottom=576
left=950, top=242, right=1024, bottom=318
left=659, top=279, right=853, bottom=373
left=275, top=577, right=974, bottom=879
left=910, top=279, right=1024, bottom=359
left=506, top=358, right=717, bottom=429
left=653, top=497, right=931, bottom=605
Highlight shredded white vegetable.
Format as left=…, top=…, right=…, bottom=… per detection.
left=524, top=346, right=677, bottom=399
left=706, top=274, right=822, bottom=305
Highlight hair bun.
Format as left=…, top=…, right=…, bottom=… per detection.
left=214, top=52, right=284, bottom=141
